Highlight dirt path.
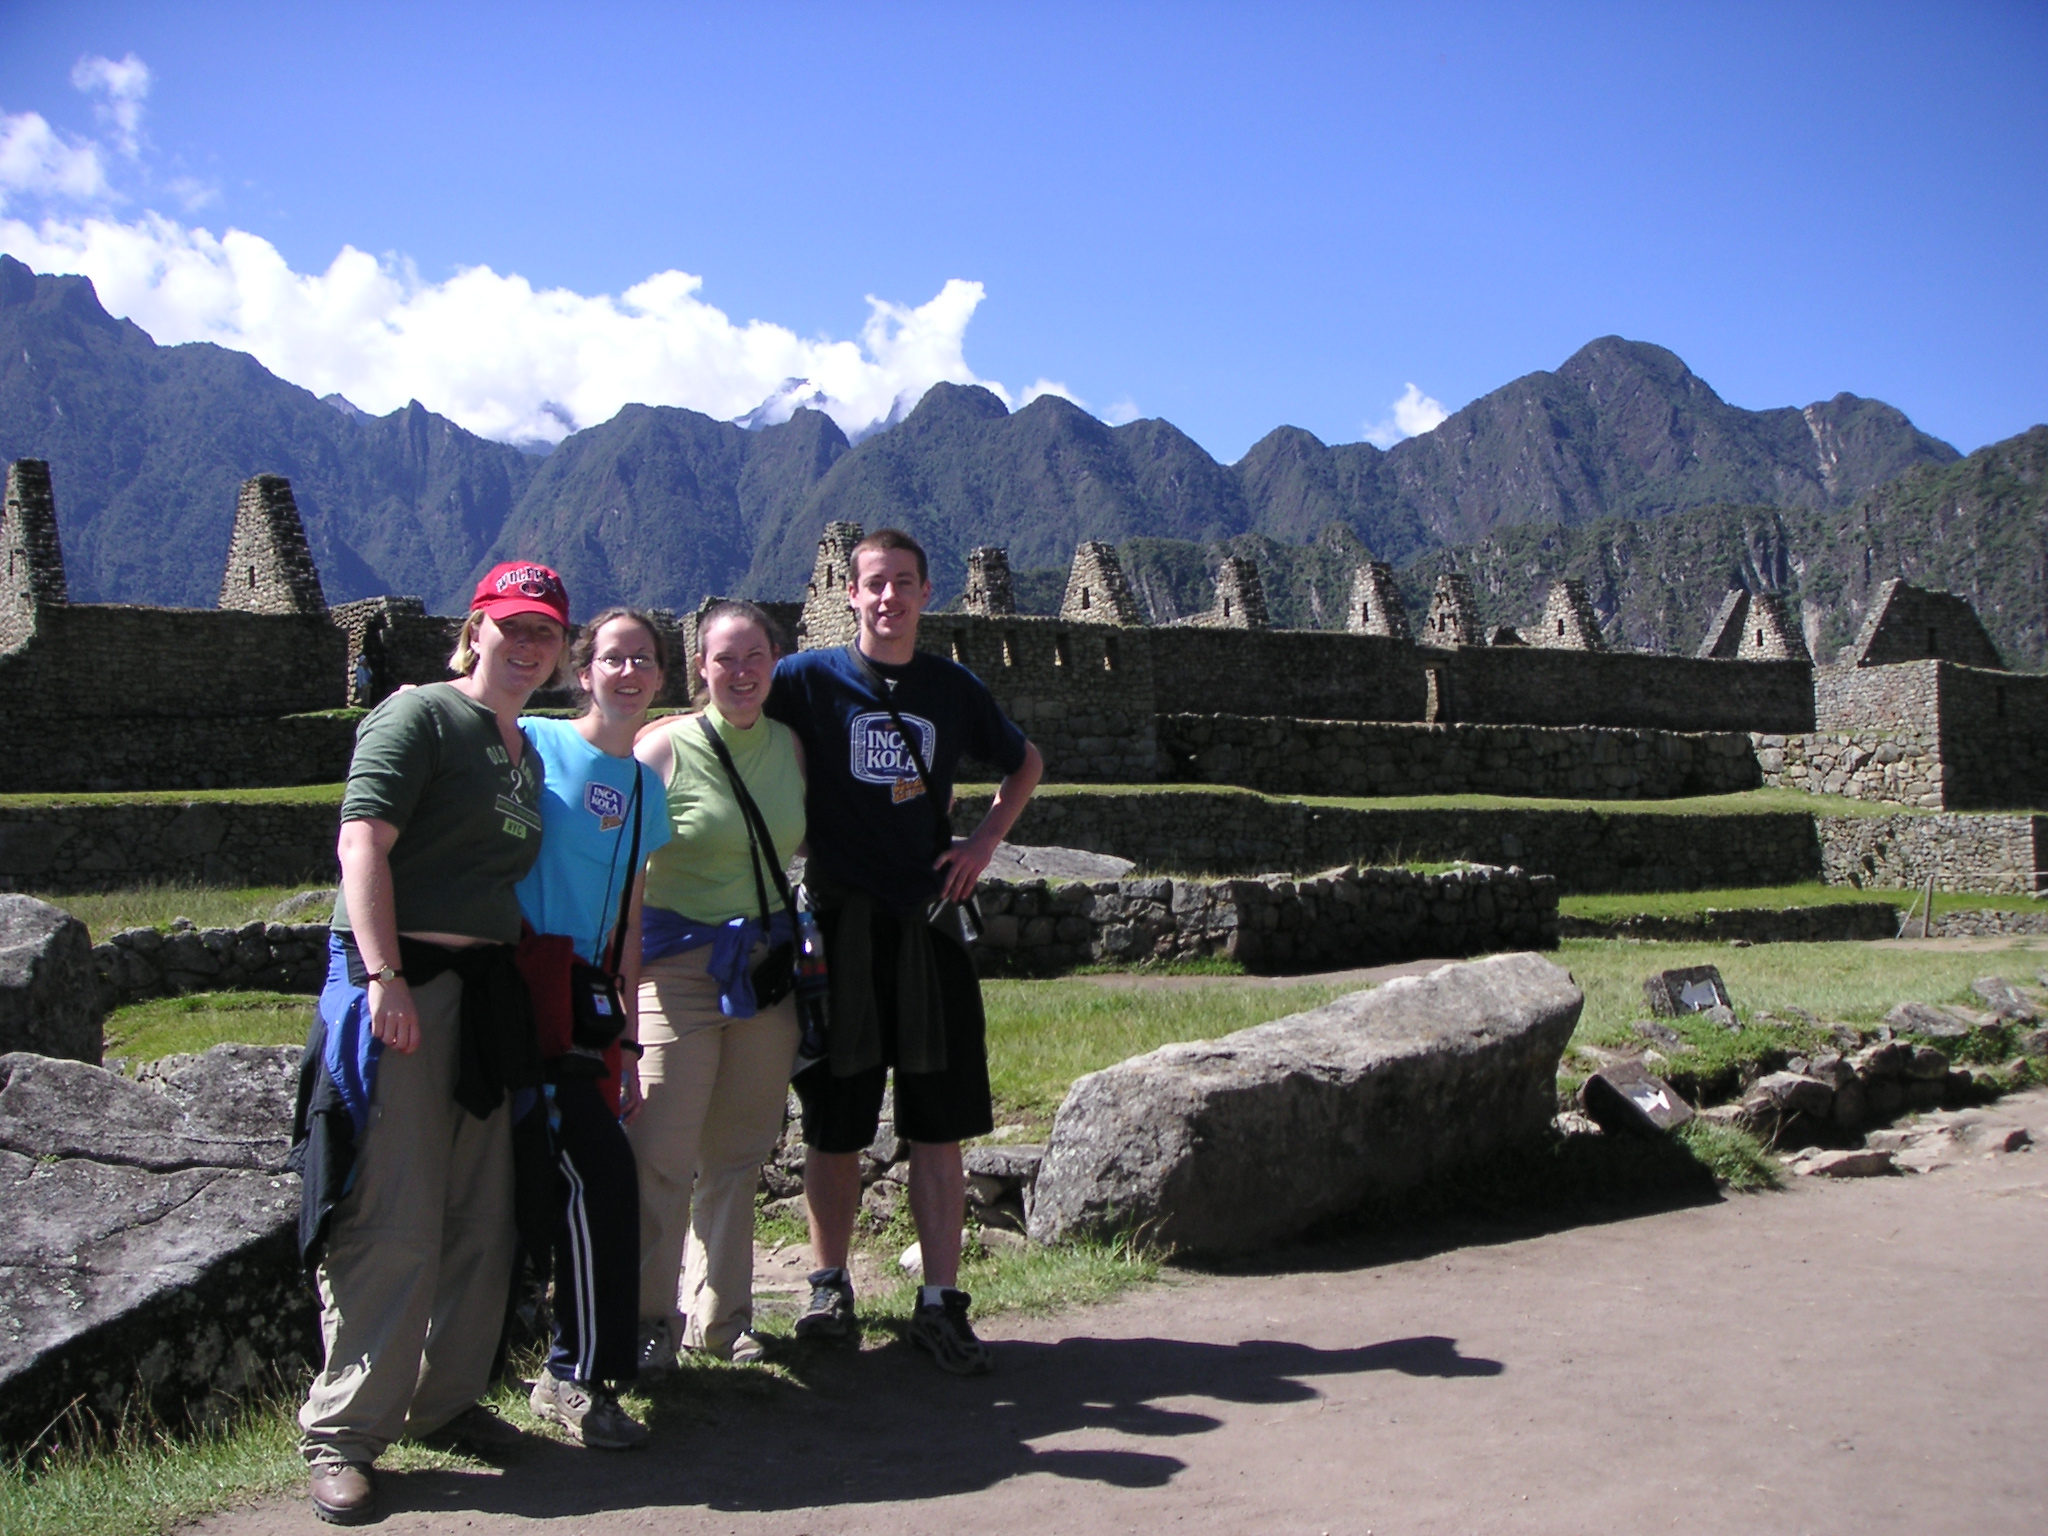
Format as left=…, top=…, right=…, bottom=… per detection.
left=198, top=1088, right=2048, bottom=1536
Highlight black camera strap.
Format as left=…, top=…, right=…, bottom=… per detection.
left=597, top=769, right=643, bottom=979
left=843, top=644, right=980, bottom=940
left=695, top=713, right=794, bottom=932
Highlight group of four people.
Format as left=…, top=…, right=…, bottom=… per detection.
left=294, top=529, right=1043, bottom=1525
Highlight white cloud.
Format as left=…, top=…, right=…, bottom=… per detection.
left=1019, top=378, right=1082, bottom=408
left=0, top=110, right=109, bottom=209
left=1363, top=381, right=1450, bottom=448
left=70, top=54, right=150, bottom=158
left=1102, top=397, right=1141, bottom=427
left=0, top=53, right=1018, bottom=446
left=0, top=206, right=1009, bottom=443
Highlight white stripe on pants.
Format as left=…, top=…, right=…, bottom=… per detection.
left=630, top=946, right=799, bottom=1357
left=298, top=970, right=515, bottom=1466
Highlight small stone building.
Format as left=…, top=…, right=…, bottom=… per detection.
left=1345, top=561, right=1410, bottom=640
left=1060, top=541, right=1143, bottom=626
left=962, top=547, right=1017, bottom=617
left=798, top=521, right=863, bottom=649
left=1173, top=556, right=1269, bottom=630
left=218, top=475, right=327, bottom=616
left=1841, top=577, right=2005, bottom=670
left=1421, top=573, right=1480, bottom=648
left=1530, top=579, right=1605, bottom=652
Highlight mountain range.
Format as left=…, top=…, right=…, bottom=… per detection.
left=2, top=252, right=2036, bottom=668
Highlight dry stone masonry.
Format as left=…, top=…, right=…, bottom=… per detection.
left=218, top=475, right=327, bottom=616
left=1059, top=540, right=1144, bottom=625
left=1531, top=579, right=1605, bottom=651
left=1345, top=560, right=1410, bottom=640
left=1158, top=715, right=1759, bottom=800
left=962, top=546, right=1017, bottom=617
left=972, top=863, right=1557, bottom=974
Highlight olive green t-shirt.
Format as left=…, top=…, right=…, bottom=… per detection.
left=331, top=683, right=545, bottom=944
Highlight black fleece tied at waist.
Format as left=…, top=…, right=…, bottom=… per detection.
left=810, top=870, right=974, bottom=1079
left=346, top=935, right=544, bottom=1117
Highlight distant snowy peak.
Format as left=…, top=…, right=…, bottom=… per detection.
left=321, top=392, right=371, bottom=420
left=734, top=377, right=834, bottom=431
left=733, top=377, right=932, bottom=441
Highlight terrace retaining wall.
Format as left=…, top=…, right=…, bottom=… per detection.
left=1160, top=715, right=1759, bottom=800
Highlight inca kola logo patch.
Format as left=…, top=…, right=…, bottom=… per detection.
left=585, top=781, right=626, bottom=831
left=849, top=711, right=935, bottom=800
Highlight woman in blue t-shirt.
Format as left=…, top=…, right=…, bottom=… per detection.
left=515, top=608, right=674, bottom=1450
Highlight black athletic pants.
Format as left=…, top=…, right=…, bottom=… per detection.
left=544, top=1077, right=641, bottom=1386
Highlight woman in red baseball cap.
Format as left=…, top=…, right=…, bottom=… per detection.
left=297, top=561, right=571, bottom=1524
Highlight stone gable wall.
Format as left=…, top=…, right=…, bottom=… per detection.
left=1158, top=714, right=1760, bottom=800
left=1846, top=577, right=2005, bottom=670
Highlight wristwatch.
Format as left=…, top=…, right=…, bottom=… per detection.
left=370, top=963, right=404, bottom=985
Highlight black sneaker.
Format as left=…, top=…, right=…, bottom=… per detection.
left=795, top=1266, right=856, bottom=1340
left=909, top=1288, right=994, bottom=1376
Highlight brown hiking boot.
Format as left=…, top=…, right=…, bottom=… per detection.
left=308, top=1461, right=375, bottom=1525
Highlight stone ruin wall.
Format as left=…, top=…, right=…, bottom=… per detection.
left=923, top=613, right=1159, bottom=782
left=1754, top=661, right=2048, bottom=812
left=954, top=788, right=1827, bottom=894
left=1157, top=716, right=1761, bottom=801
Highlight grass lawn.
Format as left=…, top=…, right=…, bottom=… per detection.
left=1555, top=935, right=2048, bottom=1045
left=34, top=884, right=325, bottom=939
left=1558, top=882, right=2043, bottom=922
left=0, top=784, right=344, bottom=809
left=103, top=991, right=313, bottom=1063
left=982, top=978, right=1350, bottom=1128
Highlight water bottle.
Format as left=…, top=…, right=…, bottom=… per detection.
left=792, top=886, right=831, bottom=1067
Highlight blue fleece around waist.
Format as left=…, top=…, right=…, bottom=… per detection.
left=641, top=905, right=793, bottom=1019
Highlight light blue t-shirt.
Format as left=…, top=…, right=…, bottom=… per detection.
left=516, top=716, right=673, bottom=964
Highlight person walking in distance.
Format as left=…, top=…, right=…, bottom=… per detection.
left=765, top=528, right=1042, bottom=1374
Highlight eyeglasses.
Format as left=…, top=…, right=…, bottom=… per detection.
left=593, top=654, right=659, bottom=671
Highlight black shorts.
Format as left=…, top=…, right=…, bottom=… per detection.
left=793, top=903, right=994, bottom=1153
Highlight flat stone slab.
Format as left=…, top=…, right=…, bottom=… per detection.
left=986, top=843, right=1137, bottom=883
left=1028, top=952, right=1582, bottom=1256
left=0, top=1045, right=312, bottom=1447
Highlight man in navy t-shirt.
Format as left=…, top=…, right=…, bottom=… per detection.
left=766, top=528, right=1042, bottom=1375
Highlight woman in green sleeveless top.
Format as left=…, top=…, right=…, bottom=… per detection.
left=629, top=600, right=807, bottom=1368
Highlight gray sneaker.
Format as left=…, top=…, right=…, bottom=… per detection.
left=795, top=1266, right=856, bottom=1340
left=635, top=1319, right=678, bottom=1380
left=909, top=1288, right=994, bottom=1376
left=528, top=1373, right=650, bottom=1450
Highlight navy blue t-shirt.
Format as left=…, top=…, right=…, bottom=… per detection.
left=766, top=645, right=1029, bottom=906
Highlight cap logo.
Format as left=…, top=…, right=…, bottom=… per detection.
left=495, top=565, right=562, bottom=601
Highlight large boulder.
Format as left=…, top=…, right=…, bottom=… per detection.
left=1028, top=953, right=1582, bottom=1256
left=0, top=1045, right=312, bottom=1447
left=0, top=895, right=101, bottom=1064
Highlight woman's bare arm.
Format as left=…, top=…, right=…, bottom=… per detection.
left=337, top=817, right=418, bottom=1053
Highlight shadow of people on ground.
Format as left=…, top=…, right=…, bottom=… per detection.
left=372, top=1332, right=1503, bottom=1521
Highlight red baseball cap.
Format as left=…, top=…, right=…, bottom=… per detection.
left=472, top=562, right=570, bottom=625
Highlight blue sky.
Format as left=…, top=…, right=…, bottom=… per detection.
left=1, top=0, right=2042, bottom=459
